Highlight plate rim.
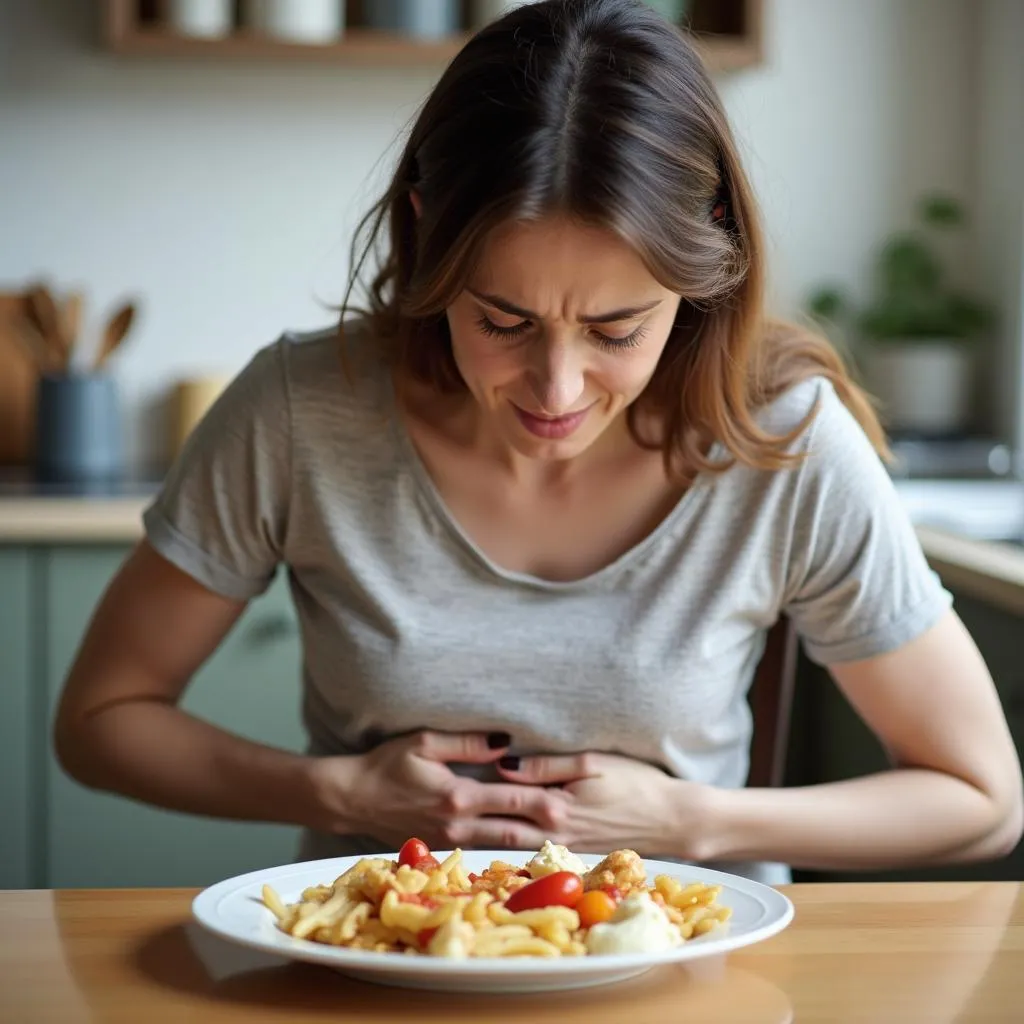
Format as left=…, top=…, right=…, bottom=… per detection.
left=191, top=850, right=795, bottom=975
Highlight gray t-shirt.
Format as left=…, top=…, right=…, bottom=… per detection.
left=143, top=323, right=952, bottom=886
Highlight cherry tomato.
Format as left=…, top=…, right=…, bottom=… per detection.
left=398, top=838, right=431, bottom=868
left=577, top=890, right=618, bottom=928
left=414, top=854, right=441, bottom=873
left=504, top=871, right=584, bottom=913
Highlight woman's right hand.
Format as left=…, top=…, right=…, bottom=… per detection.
left=310, top=730, right=565, bottom=851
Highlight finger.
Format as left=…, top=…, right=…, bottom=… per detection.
left=449, top=782, right=564, bottom=831
left=414, top=729, right=512, bottom=764
left=496, top=752, right=599, bottom=785
left=445, top=817, right=548, bottom=853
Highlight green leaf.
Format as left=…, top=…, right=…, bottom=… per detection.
left=807, top=286, right=846, bottom=322
left=919, top=194, right=963, bottom=227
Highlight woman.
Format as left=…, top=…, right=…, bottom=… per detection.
left=53, top=0, right=1022, bottom=886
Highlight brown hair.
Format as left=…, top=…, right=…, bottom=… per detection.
left=342, top=0, right=888, bottom=478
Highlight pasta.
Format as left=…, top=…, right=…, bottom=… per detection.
left=260, top=839, right=731, bottom=959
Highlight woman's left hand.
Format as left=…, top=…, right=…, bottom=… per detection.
left=494, top=752, right=717, bottom=860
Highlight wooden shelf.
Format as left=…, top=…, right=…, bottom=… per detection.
left=102, top=0, right=763, bottom=72
left=106, top=26, right=759, bottom=72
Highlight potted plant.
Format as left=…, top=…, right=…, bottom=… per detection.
left=807, top=194, right=993, bottom=437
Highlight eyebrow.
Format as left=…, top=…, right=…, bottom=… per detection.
left=468, top=288, right=662, bottom=324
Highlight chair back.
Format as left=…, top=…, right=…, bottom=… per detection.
left=747, top=618, right=799, bottom=788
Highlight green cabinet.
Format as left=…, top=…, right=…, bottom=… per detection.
left=43, top=545, right=306, bottom=888
left=0, top=543, right=306, bottom=890
left=788, top=589, right=1024, bottom=883
left=0, top=548, right=32, bottom=888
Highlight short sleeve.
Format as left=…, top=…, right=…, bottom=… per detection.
left=780, top=380, right=952, bottom=665
left=142, top=340, right=291, bottom=601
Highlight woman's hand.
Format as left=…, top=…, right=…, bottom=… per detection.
left=309, top=730, right=566, bottom=851
left=495, top=752, right=715, bottom=859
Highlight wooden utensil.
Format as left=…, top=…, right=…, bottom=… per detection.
left=61, top=291, right=84, bottom=368
left=93, top=302, right=136, bottom=370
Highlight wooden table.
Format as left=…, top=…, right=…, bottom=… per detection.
left=1, top=883, right=1021, bottom=1022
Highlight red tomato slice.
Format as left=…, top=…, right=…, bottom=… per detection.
left=602, top=886, right=624, bottom=903
left=398, top=838, right=431, bottom=868
left=504, top=871, right=584, bottom=913
left=468, top=872, right=481, bottom=884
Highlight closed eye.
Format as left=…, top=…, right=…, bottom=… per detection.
left=476, top=314, right=648, bottom=352
left=591, top=324, right=649, bottom=351
left=476, top=315, right=531, bottom=340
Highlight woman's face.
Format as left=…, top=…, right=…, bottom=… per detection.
left=446, top=216, right=682, bottom=462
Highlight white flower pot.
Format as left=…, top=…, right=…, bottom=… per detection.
left=244, top=0, right=345, bottom=43
left=863, top=340, right=974, bottom=436
left=164, top=0, right=233, bottom=38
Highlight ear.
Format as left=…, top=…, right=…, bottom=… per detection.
left=409, top=188, right=423, bottom=220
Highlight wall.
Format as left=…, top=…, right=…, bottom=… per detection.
left=0, top=0, right=984, bottom=469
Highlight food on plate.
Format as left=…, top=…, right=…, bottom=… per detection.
left=260, top=838, right=731, bottom=959
left=525, top=839, right=588, bottom=879
left=584, top=892, right=683, bottom=954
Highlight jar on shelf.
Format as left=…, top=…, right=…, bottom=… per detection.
left=469, top=1, right=539, bottom=30
left=642, top=0, right=692, bottom=24
left=243, top=0, right=345, bottom=44
left=163, top=0, right=234, bottom=38
left=364, top=0, right=460, bottom=40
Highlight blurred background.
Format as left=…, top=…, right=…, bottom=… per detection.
left=1, top=0, right=1023, bottom=891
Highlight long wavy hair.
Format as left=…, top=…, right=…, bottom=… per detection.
left=341, top=0, right=888, bottom=479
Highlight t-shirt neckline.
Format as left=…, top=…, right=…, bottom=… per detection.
left=384, top=368, right=711, bottom=593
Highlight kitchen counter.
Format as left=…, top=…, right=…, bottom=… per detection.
left=1, top=882, right=1021, bottom=1022
left=2, top=479, right=1024, bottom=614
left=0, top=470, right=158, bottom=542
left=915, top=526, right=1024, bottom=617
left=0, top=493, right=152, bottom=542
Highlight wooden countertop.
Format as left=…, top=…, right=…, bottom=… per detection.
left=1, top=495, right=1024, bottom=615
left=915, top=526, right=1024, bottom=616
left=0, top=494, right=150, bottom=542
left=1, top=883, right=1020, bottom=1022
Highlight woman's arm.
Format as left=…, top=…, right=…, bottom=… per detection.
left=53, top=541, right=331, bottom=828
left=54, top=540, right=552, bottom=844
left=690, top=609, right=1024, bottom=870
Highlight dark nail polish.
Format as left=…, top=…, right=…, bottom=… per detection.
left=499, top=755, right=521, bottom=771
left=487, top=731, right=512, bottom=749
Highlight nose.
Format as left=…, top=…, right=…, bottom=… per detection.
left=529, top=341, right=585, bottom=414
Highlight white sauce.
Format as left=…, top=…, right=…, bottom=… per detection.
left=526, top=840, right=588, bottom=879
left=585, top=892, right=682, bottom=955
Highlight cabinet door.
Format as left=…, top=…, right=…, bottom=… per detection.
left=791, top=590, right=1024, bottom=882
left=0, top=547, right=32, bottom=889
left=44, top=545, right=307, bottom=888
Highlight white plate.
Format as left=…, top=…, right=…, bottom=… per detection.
left=192, top=851, right=794, bottom=993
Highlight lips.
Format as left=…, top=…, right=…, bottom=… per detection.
left=511, top=402, right=592, bottom=440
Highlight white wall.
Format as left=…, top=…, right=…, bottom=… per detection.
left=0, top=0, right=985, bottom=469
